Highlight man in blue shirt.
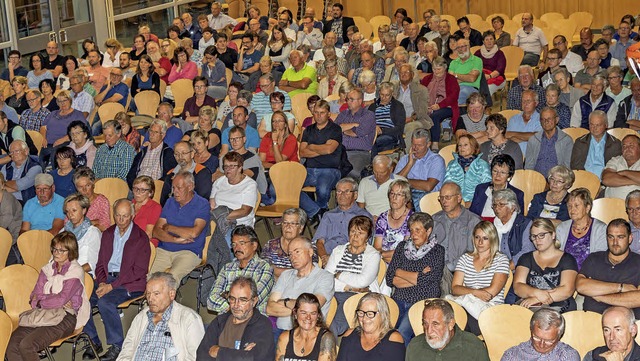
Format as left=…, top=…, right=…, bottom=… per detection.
left=0, top=50, right=29, bottom=81
left=93, top=68, right=130, bottom=135
left=219, top=106, right=260, bottom=157
left=0, top=92, right=19, bottom=124
left=233, top=33, right=263, bottom=84
left=570, top=110, right=621, bottom=179
left=507, top=90, right=542, bottom=154
left=21, top=173, right=65, bottom=234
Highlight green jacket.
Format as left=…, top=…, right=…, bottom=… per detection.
left=406, top=325, right=489, bottom=361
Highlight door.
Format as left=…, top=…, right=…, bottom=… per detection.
left=14, top=0, right=95, bottom=57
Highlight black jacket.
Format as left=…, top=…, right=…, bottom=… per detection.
left=323, top=16, right=356, bottom=44
left=368, top=98, right=406, bottom=140
left=126, top=142, right=177, bottom=188
left=590, top=342, right=640, bottom=361
left=196, top=308, right=275, bottom=361
left=616, top=94, right=639, bottom=129
left=159, top=162, right=212, bottom=206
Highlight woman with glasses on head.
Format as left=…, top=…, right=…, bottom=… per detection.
left=554, top=188, right=607, bottom=269
left=445, top=221, right=509, bottom=334
left=374, top=179, right=413, bottom=264
left=513, top=218, right=578, bottom=312
left=528, top=166, right=574, bottom=226
left=337, top=292, right=405, bottom=361
left=132, top=175, right=161, bottom=242
left=470, top=154, right=524, bottom=221
left=275, top=293, right=336, bottom=361
left=49, top=146, right=77, bottom=197
left=6, top=232, right=91, bottom=361
left=62, top=193, right=101, bottom=273
left=325, top=216, right=381, bottom=336
left=445, top=134, right=492, bottom=204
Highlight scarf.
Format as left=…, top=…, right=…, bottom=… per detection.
left=493, top=211, right=517, bottom=244
left=404, top=234, right=437, bottom=261
left=41, top=260, right=90, bottom=330
left=480, top=45, right=499, bottom=59
left=488, top=141, right=507, bottom=163
left=64, top=217, right=92, bottom=241
left=426, top=75, right=446, bottom=106
left=457, top=154, right=477, bottom=171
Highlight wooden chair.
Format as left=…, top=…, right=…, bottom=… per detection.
left=501, top=46, right=525, bottom=84
left=97, top=103, right=126, bottom=125
left=44, top=273, right=99, bottom=361
left=541, top=27, right=559, bottom=51
left=343, top=293, right=399, bottom=328
left=153, top=179, right=164, bottom=203
left=563, top=127, right=589, bottom=142
left=376, top=258, right=387, bottom=286
left=561, top=310, right=604, bottom=359
left=438, top=144, right=456, bottom=166
left=607, top=128, right=638, bottom=141
left=419, top=192, right=442, bottom=215
left=540, top=12, right=564, bottom=24
left=408, top=299, right=468, bottom=335
left=26, top=130, right=44, bottom=155
left=255, top=162, right=307, bottom=238
left=185, top=221, right=217, bottom=313
left=498, top=109, right=521, bottom=123
left=0, top=228, right=12, bottom=271
left=133, top=90, right=160, bottom=118
left=353, top=16, right=372, bottom=39
left=0, top=310, right=11, bottom=360
left=170, top=78, right=195, bottom=116
left=474, top=20, right=491, bottom=34
left=465, top=14, right=484, bottom=26
left=569, top=12, right=593, bottom=42
left=94, top=178, right=130, bottom=225
left=551, top=19, right=577, bottom=45
left=0, top=264, right=40, bottom=329
left=591, top=198, right=628, bottom=224
left=159, top=79, right=167, bottom=98
left=225, top=67, right=233, bottom=87
left=512, top=13, right=528, bottom=23
left=291, top=93, right=312, bottom=124
left=117, top=241, right=156, bottom=312
left=510, top=170, right=547, bottom=216
left=485, top=13, right=510, bottom=23
left=278, top=0, right=299, bottom=22
left=17, top=230, right=54, bottom=271
left=478, top=304, right=533, bottom=361
left=569, top=170, right=601, bottom=199
left=326, top=297, right=338, bottom=326
left=369, top=15, right=391, bottom=33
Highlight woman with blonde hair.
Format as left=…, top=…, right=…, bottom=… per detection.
left=446, top=221, right=509, bottom=334
left=513, top=218, right=578, bottom=312
left=103, top=38, right=124, bottom=67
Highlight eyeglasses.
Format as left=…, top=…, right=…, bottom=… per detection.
left=553, top=41, right=565, bottom=46
left=531, top=335, right=558, bottom=346
left=282, top=221, right=301, bottom=227
left=133, top=187, right=151, bottom=193
left=627, top=207, right=640, bottom=213
left=227, top=296, right=251, bottom=305
left=336, top=190, right=355, bottom=195
left=438, top=194, right=459, bottom=201
left=530, top=231, right=551, bottom=241
left=174, top=151, right=193, bottom=157
left=492, top=169, right=509, bottom=176
left=229, top=136, right=244, bottom=143
left=389, top=192, right=405, bottom=198
left=492, top=202, right=508, bottom=209
left=26, top=98, right=39, bottom=103
left=223, top=164, right=240, bottom=170
left=356, top=310, right=379, bottom=319
left=548, top=177, right=566, bottom=185
left=51, top=248, right=69, bottom=254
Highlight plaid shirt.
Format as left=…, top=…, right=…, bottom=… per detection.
left=207, top=254, right=274, bottom=315
left=93, top=139, right=135, bottom=180
left=507, top=84, right=547, bottom=111
left=19, top=107, right=50, bottom=131
left=134, top=303, right=177, bottom=361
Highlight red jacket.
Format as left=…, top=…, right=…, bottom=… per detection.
left=420, top=73, right=461, bottom=129
left=95, top=223, right=150, bottom=293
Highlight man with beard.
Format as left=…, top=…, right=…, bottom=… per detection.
left=406, top=299, right=489, bottom=360
left=197, top=277, right=275, bottom=361
left=449, top=38, right=482, bottom=104
left=206, top=226, right=274, bottom=315
left=576, top=219, right=640, bottom=319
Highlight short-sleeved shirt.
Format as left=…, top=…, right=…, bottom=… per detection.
left=272, top=266, right=335, bottom=330
left=449, top=55, right=483, bottom=89
left=240, top=49, right=263, bottom=72
left=455, top=252, right=510, bottom=302
left=281, top=63, right=318, bottom=97
left=334, top=108, right=376, bottom=151
left=301, top=122, right=343, bottom=169
left=516, top=251, right=578, bottom=310
left=23, top=193, right=66, bottom=230
left=456, top=114, right=488, bottom=134
left=394, top=151, right=445, bottom=192
left=220, top=126, right=260, bottom=150
left=507, top=112, right=542, bottom=153
left=98, top=82, right=129, bottom=107
left=210, top=175, right=258, bottom=226
left=357, top=174, right=406, bottom=216
left=158, top=194, right=210, bottom=256
left=513, top=26, right=548, bottom=54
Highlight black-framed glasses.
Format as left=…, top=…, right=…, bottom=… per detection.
left=356, top=310, right=379, bottom=319
left=530, top=232, right=551, bottom=241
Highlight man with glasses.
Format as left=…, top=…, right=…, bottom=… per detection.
left=507, top=65, right=546, bottom=111
left=20, top=173, right=62, bottom=236
left=611, top=21, right=638, bottom=71
left=83, top=199, right=150, bottom=361
left=92, top=120, right=135, bottom=181
left=68, top=74, right=95, bottom=119
left=207, top=226, right=273, bottom=314
left=502, top=308, right=579, bottom=360
left=244, top=19, right=268, bottom=50
left=574, top=49, right=606, bottom=92
left=296, top=15, right=323, bottom=51
left=127, top=119, right=177, bottom=188
left=159, top=141, right=212, bottom=205
left=313, top=177, right=372, bottom=265
left=16, top=90, right=49, bottom=133
left=552, top=35, right=583, bottom=77
left=43, top=41, right=64, bottom=78
left=584, top=306, right=640, bottom=361
left=432, top=182, right=481, bottom=295
left=577, top=219, right=640, bottom=318
left=94, top=68, right=129, bottom=134
left=537, top=49, right=566, bottom=88
left=250, top=74, right=291, bottom=123
left=234, top=33, right=263, bottom=84
left=449, top=38, right=482, bottom=104
left=155, top=102, right=183, bottom=149
left=1, top=50, right=28, bottom=81
left=198, top=277, right=275, bottom=361
left=571, top=110, right=621, bottom=180
left=357, top=155, right=406, bottom=218
left=219, top=106, right=260, bottom=159
left=1, top=140, right=41, bottom=204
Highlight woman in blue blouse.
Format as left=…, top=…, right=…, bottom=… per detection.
left=49, top=146, right=77, bottom=197
left=444, top=134, right=491, bottom=205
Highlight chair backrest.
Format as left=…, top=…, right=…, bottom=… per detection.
left=485, top=13, right=510, bottom=23
left=376, top=258, right=387, bottom=285
left=201, top=221, right=217, bottom=265
left=501, top=46, right=525, bottom=82
left=278, top=0, right=299, bottom=22
left=343, top=293, right=399, bottom=328
left=225, top=67, right=233, bottom=87
left=170, top=78, right=195, bottom=114
left=408, top=299, right=468, bottom=335
left=419, top=191, right=442, bottom=215
left=561, top=310, right=604, bottom=359
left=134, top=91, right=161, bottom=118
left=510, top=170, right=547, bottom=215
left=540, top=12, right=564, bottom=24
left=591, top=197, right=628, bottom=224
left=498, top=109, right=521, bottom=123
left=153, top=179, right=164, bottom=203
left=512, top=13, right=528, bottom=23
left=569, top=170, right=601, bottom=199
left=97, top=103, right=126, bottom=126
left=465, top=14, right=484, bottom=26
left=94, top=178, right=130, bottom=225
left=478, top=304, right=533, bottom=361
left=0, top=227, right=12, bottom=271
left=326, top=297, right=338, bottom=326
left=0, top=264, right=40, bottom=329
left=541, top=27, right=559, bottom=50
left=0, top=310, right=12, bottom=360
left=354, top=17, right=373, bottom=40
left=569, top=12, right=593, bottom=41
left=159, top=79, right=167, bottom=98
left=268, top=161, right=307, bottom=207
left=291, top=93, right=312, bottom=123
left=607, top=128, right=638, bottom=141
left=474, top=20, right=492, bottom=33
left=551, top=19, right=577, bottom=44
left=26, top=130, right=44, bottom=155
left=17, top=230, right=54, bottom=271
left=562, top=127, right=589, bottom=142
left=369, top=15, right=391, bottom=33
left=438, top=144, right=456, bottom=166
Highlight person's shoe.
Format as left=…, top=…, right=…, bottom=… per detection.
left=82, top=344, right=102, bottom=360
left=310, top=208, right=329, bottom=228
left=100, top=345, right=122, bottom=361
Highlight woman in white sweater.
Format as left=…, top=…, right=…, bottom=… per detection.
left=325, top=215, right=381, bottom=337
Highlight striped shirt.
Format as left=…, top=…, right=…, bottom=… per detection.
left=335, top=249, right=363, bottom=274
left=250, top=87, right=292, bottom=122
left=374, top=103, right=394, bottom=129
left=455, top=252, right=510, bottom=303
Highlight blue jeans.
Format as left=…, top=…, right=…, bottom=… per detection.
left=84, top=275, right=143, bottom=348
left=411, top=189, right=428, bottom=212
left=458, top=85, right=478, bottom=104
left=261, top=181, right=276, bottom=206
left=521, top=52, right=541, bottom=66
left=372, top=134, right=400, bottom=158
left=429, top=108, right=453, bottom=143
left=395, top=299, right=415, bottom=347
left=299, top=167, right=341, bottom=217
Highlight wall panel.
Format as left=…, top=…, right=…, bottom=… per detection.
left=442, top=0, right=467, bottom=18
left=510, top=0, right=545, bottom=21
left=343, top=0, right=384, bottom=20
left=416, top=0, right=442, bottom=18
left=578, top=0, right=611, bottom=29
left=468, top=0, right=511, bottom=20
left=610, top=0, right=637, bottom=28
left=544, top=0, right=579, bottom=18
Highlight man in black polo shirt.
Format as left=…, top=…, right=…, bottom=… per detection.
left=299, top=99, right=343, bottom=224
left=576, top=218, right=640, bottom=319
left=42, top=41, right=65, bottom=78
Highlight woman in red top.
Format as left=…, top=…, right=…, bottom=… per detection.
left=132, top=175, right=161, bottom=244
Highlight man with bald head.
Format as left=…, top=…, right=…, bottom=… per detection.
left=513, top=13, right=548, bottom=66
left=571, top=27, right=595, bottom=61
left=43, top=41, right=64, bottom=77
left=313, top=31, right=344, bottom=63
left=357, top=155, right=406, bottom=217
left=584, top=306, right=640, bottom=360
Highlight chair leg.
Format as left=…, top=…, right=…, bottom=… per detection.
left=264, top=218, right=274, bottom=238
left=196, top=268, right=203, bottom=313
left=45, top=347, right=55, bottom=361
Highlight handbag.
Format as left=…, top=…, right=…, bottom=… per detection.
left=18, top=307, right=71, bottom=328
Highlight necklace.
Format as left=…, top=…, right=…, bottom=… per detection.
left=547, top=191, right=565, bottom=204
left=572, top=219, right=591, bottom=233
left=390, top=208, right=407, bottom=221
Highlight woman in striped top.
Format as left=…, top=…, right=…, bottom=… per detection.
left=446, top=221, right=510, bottom=335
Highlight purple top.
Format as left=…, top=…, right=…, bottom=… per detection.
left=474, top=50, right=507, bottom=76
left=181, top=95, right=217, bottom=119
left=334, top=107, right=376, bottom=151
left=30, top=261, right=84, bottom=312
left=43, top=109, right=87, bottom=145
left=375, top=210, right=414, bottom=252
left=564, top=221, right=594, bottom=269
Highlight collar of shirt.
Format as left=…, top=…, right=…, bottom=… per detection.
left=147, top=301, right=174, bottom=326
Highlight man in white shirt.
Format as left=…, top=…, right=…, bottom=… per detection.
left=602, top=134, right=640, bottom=199
left=552, top=35, right=583, bottom=77
left=207, top=1, right=237, bottom=32
left=513, top=13, right=548, bottom=67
